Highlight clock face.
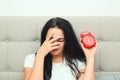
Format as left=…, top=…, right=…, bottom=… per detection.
left=80, top=31, right=96, bottom=49
left=82, top=36, right=95, bottom=48
left=83, top=36, right=94, bottom=45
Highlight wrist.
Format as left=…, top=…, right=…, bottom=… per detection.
left=37, top=51, right=46, bottom=58
left=86, top=56, right=95, bottom=60
left=37, top=48, right=48, bottom=57
left=86, top=57, right=95, bottom=64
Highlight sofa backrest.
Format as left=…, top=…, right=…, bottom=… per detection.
left=0, top=16, right=120, bottom=80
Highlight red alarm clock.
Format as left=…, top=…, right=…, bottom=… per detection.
left=80, top=31, right=96, bottom=49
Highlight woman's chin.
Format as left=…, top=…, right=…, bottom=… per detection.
left=50, top=49, right=63, bottom=56
left=50, top=50, right=58, bottom=55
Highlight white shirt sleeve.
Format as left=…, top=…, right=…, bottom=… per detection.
left=24, top=54, right=35, bottom=68
left=77, top=60, right=86, bottom=70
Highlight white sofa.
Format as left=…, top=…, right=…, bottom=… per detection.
left=0, top=16, right=120, bottom=80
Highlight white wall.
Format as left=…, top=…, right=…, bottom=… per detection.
left=0, top=0, right=120, bottom=16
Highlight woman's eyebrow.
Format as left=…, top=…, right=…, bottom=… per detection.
left=59, top=37, right=64, bottom=39
left=56, top=38, right=65, bottom=41
left=57, top=38, right=64, bottom=39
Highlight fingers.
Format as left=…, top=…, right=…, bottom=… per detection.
left=46, top=36, right=61, bottom=50
left=45, top=33, right=62, bottom=51
left=52, top=42, right=61, bottom=49
left=51, top=46, right=60, bottom=50
left=49, top=37, right=61, bottom=43
left=46, top=33, right=54, bottom=41
left=80, top=42, right=85, bottom=50
left=51, top=42, right=60, bottom=47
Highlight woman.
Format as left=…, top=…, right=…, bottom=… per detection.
left=24, top=17, right=97, bottom=80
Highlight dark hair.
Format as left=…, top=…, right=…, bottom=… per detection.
left=39, top=17, right=86, bottom=80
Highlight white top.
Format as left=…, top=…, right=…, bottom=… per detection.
left=24, top=54, right=86, bottom=80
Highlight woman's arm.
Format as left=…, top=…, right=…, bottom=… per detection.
left=78, top=42, right=97, bottom=80
left=78, top=57, right=95, bottom=80
left=24, top=33, right=61, bottom=80
left=24, top=53, right=45, bottom=80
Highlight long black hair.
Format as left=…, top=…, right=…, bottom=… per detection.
left=39, top=17, right=86, bottom=80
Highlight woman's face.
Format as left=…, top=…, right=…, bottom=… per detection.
left=46, top=27, right=65, bottom=57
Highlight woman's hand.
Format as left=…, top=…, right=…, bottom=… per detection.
left=37, top=33, right=60, bottom=57
left=81, top=40, right=97, bottom=59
